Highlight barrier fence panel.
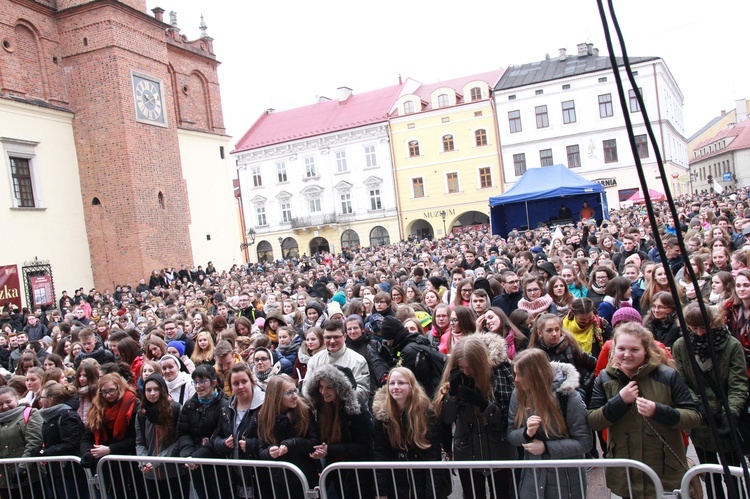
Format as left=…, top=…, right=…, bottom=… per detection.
left=678, top=464, right=749, bottom=499
left=96, top=455, right=313, bottom=499
left=0, top=456, right=95, bottom=499
left=318, top=459, right=664, bottom=499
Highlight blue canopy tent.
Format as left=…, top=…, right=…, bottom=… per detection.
left=489, top=164, right=609, bottom=237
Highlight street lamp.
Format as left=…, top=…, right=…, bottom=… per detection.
left=439, top=210, right=447, bottom=236
left=240, top=228, right=256, bottom=250
left=278, top=236, right=284, bottom=259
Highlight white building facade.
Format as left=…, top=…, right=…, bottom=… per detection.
left=494, top=44, right=689, bottom=208
left=234, top=119, right=399, bottom=261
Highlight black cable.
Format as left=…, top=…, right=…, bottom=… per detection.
left=596, top=1, right=750, bottom=497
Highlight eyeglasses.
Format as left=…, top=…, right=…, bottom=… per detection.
left=254, top=356, right=270, bottom=362
left=461, top=288, right=473, bottom=293
left=100, top=388, right=118, bottom=397
left=449, top=318, right=459, bottom=323
left=323, top=335, right=344, bottom=341
left=282, top=388, right=298, bottom=397
left=526, top=288, right=541, bottom=294
left=193, top=379, right=211, bottom=387
left=504, top=279, right=519, bottom=285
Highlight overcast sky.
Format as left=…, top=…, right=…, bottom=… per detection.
left=147, top=0, right=749, bottom=147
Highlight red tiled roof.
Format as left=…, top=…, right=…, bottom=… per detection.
left=692, top=119, right=750, bottom=162
left=232, top=84, right=405, bottom=153
left=409, top=69, right=505, bottom=108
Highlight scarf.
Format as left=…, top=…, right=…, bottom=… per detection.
left=198, top=390, right=220, bottom=406
left=277, top=341, right=300, bottom=358
left=563, top=315, right=598, bottom=354
left=589, top=283, right=607, bottom=295
left=254, top=365, right=273, bottom=383
left=518, top=294, right=553, bottom=319
left=141, top=399, right=160, bottom=424
left=689, top=326, right=731, bottom=368
left=709, top=291, right=723, bottom=305
left=505, top=329, right=517, bottom=360
left=0, top=404, right=27, bottom=425
left=95, top=390, right=136, bottom=445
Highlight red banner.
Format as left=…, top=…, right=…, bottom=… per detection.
left=31, top=275, right=53, bottom=306
left=0, top=265, right=22, bottom=310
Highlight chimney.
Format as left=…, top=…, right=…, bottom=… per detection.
left=737, top=98, right=748, bottom=123
left=266, top=108, right=275, bottom=114
left=592, top=47, right=599, bottom=56
left=317, top=96, right=331, bottom=103
left=152, top=7, right=164, bottom=22
left=577, top=43, right=588, bottom=56
left=587, top=43, right=594, bottom=55
left=559, top=48, right=567, bottom=61
left=337, top=86, right=353, bottom=102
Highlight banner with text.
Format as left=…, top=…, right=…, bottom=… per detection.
left=0, top=265, right=22, bottom=310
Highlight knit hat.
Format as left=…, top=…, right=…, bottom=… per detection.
left=380, top=316, right=407, bottom=341
left=415, top=310, right=432, bottom=329
left=428, top=276, right=446, bottom=290
left=365, top=313, right=384, bottom=335
left=327, top=302, right=344, bottom=319
left=331, top=291, right=347, bottom=307
left=167, top=340, right=185, bottom=357
left=611, top=304, right=642, bottom=328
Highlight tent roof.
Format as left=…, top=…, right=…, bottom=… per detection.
left=490, top=165, right=604, bottom=206
left=627, top=188, right=666, bottom=203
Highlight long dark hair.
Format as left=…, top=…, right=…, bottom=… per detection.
left=140, top=375, right=175, bottom=446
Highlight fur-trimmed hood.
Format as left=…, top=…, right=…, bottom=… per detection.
left=550, top=361, right=580, bottom=396
left=371, top=385, right=390, bottom=423
left=474, top=332, right=508, bottom=368
left=304, top=364, right=361, bottom=416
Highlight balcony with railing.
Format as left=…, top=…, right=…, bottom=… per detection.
left=291, top=213, right=337, bottom=229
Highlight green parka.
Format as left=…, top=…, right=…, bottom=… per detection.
left=672, top=334, right=748, bottom=452
left=587, top=357, right=701, bottom=498
left=0, top=404, right=44, bottom=489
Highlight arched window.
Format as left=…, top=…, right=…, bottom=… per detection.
left=158, top=192, right=165, bottom=209
left=408, top=140, right=420, bottom=157
left=437, top=94, right=450, bottom=108
left=341, top=229, right=360, bottom=249
left=369, top=226, right=390, bottom=247
left=280, top=237, right=299, bottom=259
left=256, top=241, right=273, bottom=262
left=442, top=134, right=455, bottom=152
left=91, top=197, right=101, bottom=206
left=403, top=101, right=415, bottom=114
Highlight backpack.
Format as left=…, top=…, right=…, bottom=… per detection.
left=402, top=343, right=447, bottom=397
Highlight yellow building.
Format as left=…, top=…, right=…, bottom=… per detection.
left=390, top=71, right=506, bottom=240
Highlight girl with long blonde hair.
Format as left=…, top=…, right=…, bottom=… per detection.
left=372, top=367, right=446, bottom=499
left=190, top=330, right=215, bottom=368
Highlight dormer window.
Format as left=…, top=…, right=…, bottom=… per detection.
left=403, top=101, right=415, bottom=114
left=437, top=94, right=450, bottom=108
left=470, top=87, right=482, bottom=101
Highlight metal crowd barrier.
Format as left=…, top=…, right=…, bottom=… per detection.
left=96, top=455, right=313, bottom=499
left=678, top=464, right=749, bottom=499
left=0, top=456, right=94, bottom=499
left=318, top=458, right=664, bottom=499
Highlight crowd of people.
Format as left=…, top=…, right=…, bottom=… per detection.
left=1, top=188, right=750, bottom=499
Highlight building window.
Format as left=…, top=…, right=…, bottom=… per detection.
left=276, top=162, right=287, bottom=183
left=478, top=167, right=492, bottom=188
left=508, top=110, right=522, bottom=133
left=309, top=198, right=321, bottom=212
left=566, top=145, right=581, bottom=168
left=408, top=140, right=420, bottom=157
left=540, top=149, right=553, bottom=167
left=412, top=177, right=425, bottom=198
left=598, top=77, right=607, bottom=83
left=629, top=88, right=641, bottom=113
left=562, top=84, right=571, bottom=90
left=603, top=139, right=618, bottom=163
left=442, top=134, right=455, bottom=152
left=513, top=153, right=526, bottom=176
left=437, top=94, right=450, bottom=108
left=635, top=134, right=649, bottom=158
left=535, top=105, right=549, bottom=128
left=364, top=145, right=377, bottom=167
left=535, top=89, right=544, bottom=95
left=599, top=93, right=613, bottom=118
left=369, top=188, right=382, bottom=210
left=446, top=172, right=459, bottom=193
left=256, top=206, right=267, bottom=226
left=304, top=156, right=317, bottom=178
left=335, top=150, right=348, bottom=173
left=251, top=165, right=262, bottom=187
left=562, top=100, right=576, bottom=124
left=340, top=193, right=352, bottom=214
left=9, top=157, right=35, bottom=207
left=470, top=87, right=482, bottom=101
left=508, top=95, right=516, bottom=100
left=403, top=101, right=414, bottom=114
left=370, top=226, right=390, bottom=247
left=281, top=202, right=292, bottom=223
left=475, top=129, right=487, bottom=146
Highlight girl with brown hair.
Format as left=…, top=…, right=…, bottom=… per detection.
left=508, top=348, right=592, bottom=498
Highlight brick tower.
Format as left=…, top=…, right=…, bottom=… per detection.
left=2, top=0, right=226, bottom=290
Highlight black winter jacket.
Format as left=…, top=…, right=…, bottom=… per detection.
left=176, top=390, right=228, bottom=457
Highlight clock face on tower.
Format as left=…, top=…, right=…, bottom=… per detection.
left=131, top=73, right=166, bottom=125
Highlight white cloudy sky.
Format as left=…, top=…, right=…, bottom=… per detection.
left=147, top=0, right=749, bottom=146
